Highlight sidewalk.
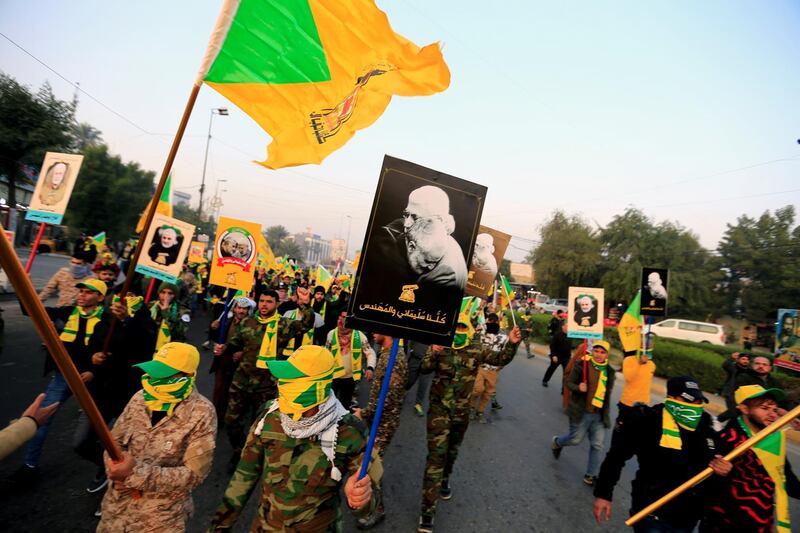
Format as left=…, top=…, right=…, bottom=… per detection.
left=527, top=341, right=800, bottom=445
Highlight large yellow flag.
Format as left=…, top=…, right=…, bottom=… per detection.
left=256, top=232, right=277, bottom=270
left=197, top=0, right=450, bottom=169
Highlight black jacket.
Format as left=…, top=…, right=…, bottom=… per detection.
left=594, top=403, right=717, bottom=529
left=549, top=329, right=572, bottom=362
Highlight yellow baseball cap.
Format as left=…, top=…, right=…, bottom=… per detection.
left=268, top=345, right=335, bottom=381
left=735, top=384, right=785, bottom=405
left=134, top=342, right=200, bottom=378
left=75, top=278, right=108, bottom=297
left=593, top=340, right=611, bottom=353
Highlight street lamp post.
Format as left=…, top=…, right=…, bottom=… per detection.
left=212, top=179, right=227, bottom=221
left=344, top=215, right=352, bottom=265
left=198, top=107, right=228, bottom=218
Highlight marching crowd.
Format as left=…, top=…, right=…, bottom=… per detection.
left=1, top=234, right=798, bottom=533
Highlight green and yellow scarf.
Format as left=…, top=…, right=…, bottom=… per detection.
left=660, top=399, right=704, bottom=450
left=282, top=309, right=314, bottom=356
left=738, top=417, right=790, bottom=533
left=256, top=313, right=281, bottom=368
left=583, top=354, right=608, bottom=408
left=150, top=302, right=177, bottom=351
left=60, top=305, right=104, bottom=345
left=330, top=329, right=363, bottom=380
left=112, top=294, right=144, bottom=317
left=141, top=375, right=194, bottom=416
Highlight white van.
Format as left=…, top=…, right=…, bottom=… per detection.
left=650, top=319, right=726, bottom=345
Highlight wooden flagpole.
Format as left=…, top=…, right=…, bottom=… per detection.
left=0, top=225, right=123, bottom=461
left=626, top=402, right=800, bottom=526
left=101, top=83, right=202, bottom=354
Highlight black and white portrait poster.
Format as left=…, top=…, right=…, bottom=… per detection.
left=465, top=225, right=510, bottom=299
left=641, top=267, right=669, bottom=316
left=347, top=155, right=487, bottom=345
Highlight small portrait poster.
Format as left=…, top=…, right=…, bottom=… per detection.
left=347, top=155, right=487, bottom=345
left=26, top=152, right=84, bottom=224
left=209, top=216, right=261, bottom=292
left=567, top=286, right=605, bottom=340
left=135, top=214, right=195, bottom=283
left=465, top=225, right=510, bottom=299
left=641, top=267, right=669, bottom=316
left=775, top=309, right=800, bottom=373
left=188, top=241, right=207, bottom=264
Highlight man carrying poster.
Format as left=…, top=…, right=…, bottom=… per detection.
left=465, top=225, right=511, bottom=299
left=567, top=287, right=605, bottom=340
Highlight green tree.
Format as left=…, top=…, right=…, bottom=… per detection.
left=597, top=208, right=719, bottom=318
left=526, top=211, right=602, bottom=297
left=717, top=205, right=800, bottom=322
left=173, top=202, right=216, bottom=238
left=499, top=258, right=512, bottom=280
left=265, top=224, right=301, bottom=258
left=73, top=122, right=103, bottom=150
left=0, top=73, right=75, bottom=208
left=63, top=145, right=154, bottom=242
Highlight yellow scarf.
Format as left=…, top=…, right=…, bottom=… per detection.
left=141, top=375, right=195, bottom=416
left=584, top=354, right=608, bottom=408
left=276, top=369, right=334, bottom=421
left=738, top=417, right=790, bottom=533
left=60, top=305, right=103, bottom=345
left=282, top=309, right=314, bottom=356
left=150, top=303, right=175, bottom=351
left=330, top=329, right=364, bottom=380
left=256, top=313, right=281, bottom=368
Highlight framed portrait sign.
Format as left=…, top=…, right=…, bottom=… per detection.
left=641, top=267, right=668, bottom=316
left=188, top=241, right=207, bottom=264
left=209, top=216, right=261, bottom=292
left=26, top=152, right=84, bottom=224
left=775, top=309, right=800, bottom=373
left=135, top=214, right=195, bottom=283
left=567, top=286, right=605, bottom=340
left=465, top=225, right=510, bottom=299
left=346, top=155, right=487, bottom=345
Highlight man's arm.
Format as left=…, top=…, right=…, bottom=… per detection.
left=361, top=334, right=377, bottom=371
left=209, top=418, right=266, bottom=530
left=123, top=406, right=217, bottom=493
left=566, top=360, right=583, bottom=392
left=285, top=303, right=315, bottom=338
left=482, top=334, right=521, bottom=367
left=343, top=424, right=383, bottom=519
left=593, top=408, right=639, bottom=502
left=38, top=269, right=64, bottom=301
left=420, top=346, right=439, bottom=374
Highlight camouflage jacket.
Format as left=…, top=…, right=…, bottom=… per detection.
left=150, top=302, right=190, bottom=342
left=38, top=267, right=82, bottom=306
left=209, top=405, right=383, bottom=532
left=362, top=346, right=409, bottom=423
left=98, top=389, right=217, bottom=533
left=225, top=305, right=315, bottom=390
left=422, top=331, right=519, bottom=413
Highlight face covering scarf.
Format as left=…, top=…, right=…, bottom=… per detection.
left=141, top=375, right=194, bottom=416
left=256, top=314, right=280, bottom=368
left=71, top=264, right=91, bottom=278
left=660, top=399, right=704, bottom=450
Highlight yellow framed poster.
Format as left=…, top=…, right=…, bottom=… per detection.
left=209, top=216, right=261, bottom=292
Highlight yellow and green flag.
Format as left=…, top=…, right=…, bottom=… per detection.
left=197, top=0, right=450, bottom=169
left=136, top=174, right=172, bottom=233
left=91, top=231, right=106, bottom=249
left=256, top=232, right=277, bottom=270
left=316, top=264, right=333, bottom=291
left=617, top=290, right=642, bottom=353
left=499, top=274, right=515, bottom=307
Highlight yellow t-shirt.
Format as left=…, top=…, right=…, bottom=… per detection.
left=620, top=356, right=656, bottom=407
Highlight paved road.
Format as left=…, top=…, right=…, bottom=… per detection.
left=0, top=303, right=798, bottom=532
left=1, top=250, right=72, bottom=296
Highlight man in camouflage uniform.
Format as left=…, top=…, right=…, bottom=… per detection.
left=418, top=312, right=521, bottom=533
left=209, top=345, right=381, bottom=532
left=520, top=308, right=534, bottom=357
left=214, top=287, right=314, bottom=469
left=353, top=332, right=408, bottom=529
left=98, top=342, right=216, bottom=533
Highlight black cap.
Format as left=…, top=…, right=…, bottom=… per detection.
left=313, top=285, right=326, bottom=295
left=666, top=376, right=709, bottom=404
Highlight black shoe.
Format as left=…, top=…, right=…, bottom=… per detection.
left=551, top=437, right=562, bottom=459
left=86, top=469, right=108, bottom=493
left=439, top=478, right=452, bottom=500
left=491, top=398, right=503, bottom=410
left=418, top=513, right=435, bottom=533
left=356, top=508, right=385, bottom=530
left=12, top=464, right=40, bottom=488
left=583, top=475, right=597, bottom=486
left=542, top=381, right=549, bottom=387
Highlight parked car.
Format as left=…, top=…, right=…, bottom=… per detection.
left=540, top=298, right=568, bottom=314
left=650, top=319, right=726, bottom=346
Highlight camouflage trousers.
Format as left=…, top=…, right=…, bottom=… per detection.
left=224, top=381, right=276, bottom=452
left=420, top=404, right=471, bottom=515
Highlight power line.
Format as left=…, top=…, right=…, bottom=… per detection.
left=1, top=31, right=158, bottom=135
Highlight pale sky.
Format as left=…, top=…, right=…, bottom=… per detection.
left=2, top=0, right=798, bottom=262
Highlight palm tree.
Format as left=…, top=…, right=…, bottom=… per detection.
left=73, top=122, right=103, bottom=149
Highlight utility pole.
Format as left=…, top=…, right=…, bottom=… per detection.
left=198, top=107, right=228, bottom=219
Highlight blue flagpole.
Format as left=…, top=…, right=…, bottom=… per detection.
left=216, top=291, right=235, bottom=344
left=358, top=337, right=400, bottom=479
